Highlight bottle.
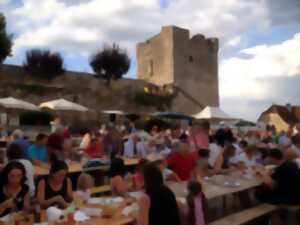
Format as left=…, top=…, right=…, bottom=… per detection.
left=34, top=202, right=41, bottom=223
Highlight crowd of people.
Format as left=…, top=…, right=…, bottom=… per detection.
left=0, top=121, right=300, bottom=225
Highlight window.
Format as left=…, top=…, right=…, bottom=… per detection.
left=148, top=60, right=153, bottom=76
left=189, top=56, right=194, bottom=63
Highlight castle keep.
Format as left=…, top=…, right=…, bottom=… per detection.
left=137, top=26, right=219, bottom=114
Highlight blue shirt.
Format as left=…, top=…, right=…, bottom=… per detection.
left=27, top=144, right=47, bottom=162
left=11, top=138, right=30, bottom=153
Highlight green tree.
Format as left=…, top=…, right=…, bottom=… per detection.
left=0, top=13, right=13, bottom=63
left=89, top=43, right=130, bottom=85
left=23, top=49, right=65, bottom=79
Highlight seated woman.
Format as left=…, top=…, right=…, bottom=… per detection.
left=0, top=162, right=30, bottom=217
left=109, top=158, right=129, bottom=196
left=237, top=145, right=258, bottom=170
left=37, top=160, right=73, bottom=209
left=137, top=164, right=181, bottom=225
left=6, top=143, right=35, bottom=197
left=84, top=134, right=104, bottom=159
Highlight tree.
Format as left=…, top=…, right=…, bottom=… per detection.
left=23, top=49, right=65, bottom=79
left=0, top=13, right=13, bottom=63
left=89, top=44, right=130, bottom=85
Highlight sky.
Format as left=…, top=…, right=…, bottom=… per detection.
left=1, top=0, right=300, bottom=121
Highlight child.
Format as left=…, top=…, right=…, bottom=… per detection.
left=186, top=181, right=207, bottom=225
left=76, top=173, right=95, bottom=201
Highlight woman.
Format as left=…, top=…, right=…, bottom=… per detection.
left=109, top=158, right=129, bottom=196
left=0, top=162, right=30, bottom=217
left=6, top=143, right=35, bottom=197
left=84, top=135, right=104, bottom=159
left=137, top=164, right=181, bottom=225
left=37, top=160, right=73, bottom=209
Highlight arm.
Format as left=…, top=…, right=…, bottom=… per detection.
left=111, top=176, right=128, bottom=196
left=0, top=198, right=15, bottom=215
left=137, top=194, right=150, bottom=225
left=23, top=192, right=31, bottom=212
left=66, top=178, right=73, bottom=202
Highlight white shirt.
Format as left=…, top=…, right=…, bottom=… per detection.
left=123, top=139, right=147, bottom=158
left=18, top=159, right=35, bottom=197
left=237, top=153, right=257, bottom=169
left=208, top=143, right=222, bottom=168
left=79, top=133, right=91, bottom=149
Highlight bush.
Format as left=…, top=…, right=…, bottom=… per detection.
left=0, top=13, right=13, bottom=63
left=89, top=43, right=130, bottom=85
left=23, top=49, right=65, bottom=79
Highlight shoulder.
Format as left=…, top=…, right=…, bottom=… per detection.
left=138, top=193, right=150, bottom=206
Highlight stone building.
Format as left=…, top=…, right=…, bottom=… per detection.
left=137, top=26, right=219, bottom=114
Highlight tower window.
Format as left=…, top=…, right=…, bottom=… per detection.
left=148, top=60, right=153, bottom=76
left=189, top=56, right=194, bottom=63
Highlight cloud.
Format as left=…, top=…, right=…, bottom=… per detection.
left=220, top=33, right=300, bottom=120
left=6, top=0, right=271, bottom=57
left=0, top=0, right=9, bottom=4
left=266, top=0, right=300, bottom=25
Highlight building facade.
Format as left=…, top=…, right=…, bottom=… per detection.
left=137, top=26, right=219, bottom=114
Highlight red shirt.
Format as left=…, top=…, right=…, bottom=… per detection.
left=84, top=138, right=104, bottom=158
left=167, top=153, right=196, bottom=181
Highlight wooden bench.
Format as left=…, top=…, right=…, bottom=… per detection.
left=278, top=204, right=300, bottom=212
left=90, top=185, right=112, bottom=194
left=209, top=204, right=276, bottom=225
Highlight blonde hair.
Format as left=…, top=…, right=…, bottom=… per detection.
left=77, top=173, right=94, bottom=191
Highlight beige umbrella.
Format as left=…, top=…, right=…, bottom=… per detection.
left=0, top=97, right=39, bottom=111
left=39, top=98, right=89, bottom=112
left=192, top=106, right=232, bottom=120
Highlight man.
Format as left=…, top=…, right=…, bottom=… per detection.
left=258, top=148, right=300, bottom=204
left=123, top=134, right=147, bottom=158
left=47, top=125, right=65, bottom=161
left=187, top=122, right=209, bottom=159
left=10, top=129, right=30, bottom=153
left=167, top=142, right=196, bottom=180
left=0, top=124, right=8, bottom=139
left=27, top=133, right=48, bottom=165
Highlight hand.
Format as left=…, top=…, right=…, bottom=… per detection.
left=53, top=196, right=68, bottom=208
left=3, top=198, right=15, bottom=209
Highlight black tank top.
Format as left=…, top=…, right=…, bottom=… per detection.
left=44, top=178, right=69, bottom=203
left=147, top=186, right=182, bottom=225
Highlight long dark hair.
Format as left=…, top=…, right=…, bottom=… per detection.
left=49, top=160, right=68, bottom=176
left=0, top=161, right=27, bottom=186
left=187, top=181, right=207, bottom=225
left=143, top=163, right=164, bottom=194
left=6, top=143, right=24, bottom=161
left=109, top=158, right=125, bottom=178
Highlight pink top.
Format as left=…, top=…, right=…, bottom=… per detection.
left=188, top=132, right=209, bottom=153
left=194, top=195, right=206, bottom=225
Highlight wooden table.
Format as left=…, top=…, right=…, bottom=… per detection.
left=7, top=200, right=135, bottom=225
left=167, top=172, right=262, bottom=200
left=34, top=158, right=139, bottom=176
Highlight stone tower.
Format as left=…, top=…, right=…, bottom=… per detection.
left=136, top=26, right=219, bottom=114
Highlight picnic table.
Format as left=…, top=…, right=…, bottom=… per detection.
left=167, top=172, right=262, bottom=200
left=3, top=199, right=135, bottom=225
left=34, top=157, right=139, bottom=176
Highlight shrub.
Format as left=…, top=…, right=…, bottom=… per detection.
left=23, top=49, right=65, bottom=79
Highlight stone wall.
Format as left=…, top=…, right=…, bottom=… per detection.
left=0, top=64, right=156, bottom=124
